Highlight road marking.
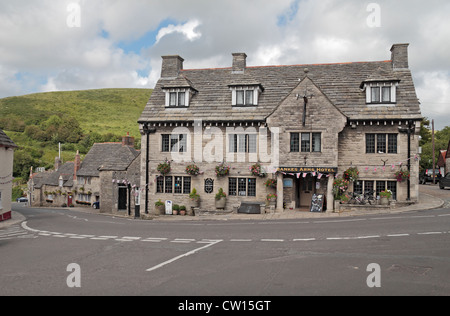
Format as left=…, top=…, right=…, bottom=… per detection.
left=293, top=238, right=316, bottom=241
left=417, top=232, right=443, bottom=235
left=121, top=236, right=141, bottom=240
left=387, top=234, right=410, bottom=237
left=356, top=235, right=380, bottom=239
left=146, top=240, right=223, bottom=272
left=261, top=239, right=284, bottom=242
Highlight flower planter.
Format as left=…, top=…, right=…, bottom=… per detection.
left=380, top=196, right=390, bottom=206
left=215, top=197, right=226, bottom=209
left=155, top=205, right=165, bottom=215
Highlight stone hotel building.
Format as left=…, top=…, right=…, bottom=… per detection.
left=138, top=44, right=422, bottom=214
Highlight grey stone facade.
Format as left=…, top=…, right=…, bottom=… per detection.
left=139, top=44, right=423, bottom=214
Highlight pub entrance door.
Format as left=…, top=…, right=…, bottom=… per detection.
left=299, top=174, right=316, bottom=208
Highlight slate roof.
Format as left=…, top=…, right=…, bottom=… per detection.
left=31, top=162, right=74, bottom=189
left=77, top=143, right=140, bottom=177
left=139, top=56, right=422, bottom=123
left=0, top=129, right=18, bottom=148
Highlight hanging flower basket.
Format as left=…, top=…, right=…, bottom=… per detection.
left=157, top=161, right=171, bottom=176
left=186, top=164, right=200, bottom=176
left=343, top=167, right=359, bottom=182
left=215, top=163, right=230, bottom=177
left=395, top=169, right=410, bottom=182
left=264, top=178, right=277, bottom=188
left=250, top=163, right=267, bottom=178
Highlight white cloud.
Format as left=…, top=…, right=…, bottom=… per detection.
left=0, top=0, right=449, bottom=130
left=156, top=19, right=202, bottom=44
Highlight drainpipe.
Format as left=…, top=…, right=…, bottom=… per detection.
left=142, top=124, right=156, bottom=214
left=407, top=120, right=412, bottom=201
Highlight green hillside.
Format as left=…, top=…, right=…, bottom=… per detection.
left=0, top=88, right=152, bottom=180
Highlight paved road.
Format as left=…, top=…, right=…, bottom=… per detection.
left=1, top=186, right=449, bottom=296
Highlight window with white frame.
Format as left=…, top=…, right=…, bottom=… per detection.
left=230, top=86, right=262, bottom=106
left=364, top=82, right=398, bottom=105
left=164, top=89, right=190, bottom=108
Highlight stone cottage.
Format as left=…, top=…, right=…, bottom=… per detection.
left=28, top=133, right=140, bottom=216
left=0, top=129, right=18, bottom=222
left=138, top=44, right=422, bottom=214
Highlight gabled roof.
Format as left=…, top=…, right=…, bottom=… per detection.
left=0, top=129, right=18, bottom=149
left=31, top=162, right=74, bottom=189
left=139, top=58, right=422, bottom=123
left=77, top=143, right=139, bottom=177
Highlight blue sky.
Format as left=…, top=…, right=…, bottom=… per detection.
left=0, top=0, right=449, bottom=129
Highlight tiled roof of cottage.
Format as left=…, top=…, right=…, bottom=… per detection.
left=0, top=129, right=18, bottom=148
left=31, top=162, right=74, bottom=189
left=77, top=143, right=139, bottom=177
left=139, top=51, right=422, bottom=123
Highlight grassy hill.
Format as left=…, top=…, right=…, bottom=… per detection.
left=0, top=88, right=152, bottom=180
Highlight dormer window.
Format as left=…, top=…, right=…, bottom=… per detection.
left=229, top=85, right=263, bottom=107
left=363, top=81, right=399, bottom=106
left=164, top=88, right=192, bottom=108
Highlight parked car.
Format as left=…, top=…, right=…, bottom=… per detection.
left=420, top=169, right=442, bottom=184
left=16, top=197, right=28, bottom=203
left=440, top=173, right=450, bottom=190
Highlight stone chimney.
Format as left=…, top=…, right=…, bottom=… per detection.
left=73, top=150, right=81, bottom=180
left=161, top=55, right=184, bottom=78
left=122, top=132, right=135, bottom=147
left=232, top=53, right=247, bottom=74
left=391, top=43, right=409, bottom=70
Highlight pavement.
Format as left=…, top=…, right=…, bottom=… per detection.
left=2, top=185, right=447, bottom=228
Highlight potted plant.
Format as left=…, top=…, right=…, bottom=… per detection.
left=157, top=160, right=171, bottom=176
left=179, top=205, right=187, bottom=216
left=395, top=169, right=410, bottom=183
left=266, top=193, right=277, bottom=206
left=155, top=199, right=165, bottom=215
left=215, top=163, right=230, bottom=178
left=189, top=188, right=200, bottom=208
left=186, top=164, right=200, bottom=176
left=172, top=204, right=180, bottom=215
left=215, top=188, right=227, bottom=209
left=250, top=163, right=267, bottom=178
left=379, top=190, right=392, bottom=206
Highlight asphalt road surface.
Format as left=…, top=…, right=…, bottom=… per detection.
left=1, top=187, right=450, bottom=296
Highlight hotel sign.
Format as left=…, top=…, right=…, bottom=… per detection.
left=277, top=167, right=338, bottom=174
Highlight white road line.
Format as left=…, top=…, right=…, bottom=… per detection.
left=121, top=236, right=141, bottom=240
left=356, top=235, right=380, bottom=239
left=115, top=239, right=134, bottom=242
left=146, top=240, right=223, bottom=272
left=293, top=238, right=316, bottom=241
left=230, top=239, right=253, bottom=242
left=387, top=234, right=410, bottom=237
left=98, top=236, right=118, bottom=239
left=261, top=239, right=284, bottom=242
left=417, top=232, right=443, bottom=235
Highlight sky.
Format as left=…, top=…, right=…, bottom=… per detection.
left=0, top=0, right=449, bottom=130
